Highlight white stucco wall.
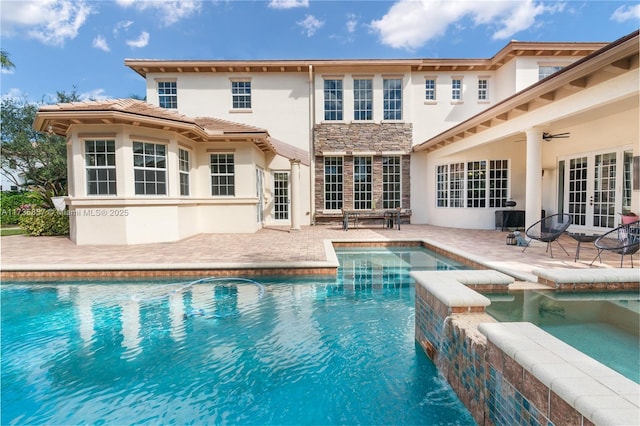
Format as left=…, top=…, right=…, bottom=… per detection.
left=145, top=72, right=311, bottom=152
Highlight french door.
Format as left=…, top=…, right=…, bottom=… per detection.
left=273, top=171, right=290, bottom=222
left=562, top=150, right=624, bottom=230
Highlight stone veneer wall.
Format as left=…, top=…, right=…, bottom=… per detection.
left=313, top=123, right=412, bottom=214
left=414, top=281, right=603, bottom=426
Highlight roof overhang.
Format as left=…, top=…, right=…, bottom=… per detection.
left=124, top=41, right=607, bottom=77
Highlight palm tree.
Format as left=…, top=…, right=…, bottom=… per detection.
left=1, top=50, right=15, bottom=70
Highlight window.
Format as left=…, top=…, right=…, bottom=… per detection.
left=478, top=79, right=488, bottom=101
left=353, top=156, right=372, bottom=210
left=436, top=165, right=448, bottom=207
left=353, top=79, right=372, bottom=121
left=179, top=149, right=190, bottom=196
left=466, top=161, right=486, bottom=208
left=425, top=78, right=436, bottom=101
left=382, top=156, right=401, bottom=209
left=437, top=160, right=509, bottom=208
left=158, top=81, right=177, bottom=109
left=324, top=79, right=343, bottom=121
left=539, top=65, right=564, bottom=80
left=383, top=78, right=402, bottom=120
left=133, top=142, right=166, bottom=195
left=449, top=163, right=465, bottom=207
left=489, top=160, right=508, bottom=208
left=324, top=157, right=343, bottom=210
left=231, top=80, right=251, bottom=109
left=210, top=153, right=235, bottom=196
left=452, top=78, right=462, bottom=101
left=85, top=140, right=116, bottom=195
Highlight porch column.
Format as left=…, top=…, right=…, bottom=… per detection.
left=290, top=159, right=301, bottom=232
left=525, top=127, right=543, bottom=229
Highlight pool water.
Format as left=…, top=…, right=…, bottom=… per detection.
left=1, top=247, right=475, bottom=425
left=485, top=291, right=640, bottom=383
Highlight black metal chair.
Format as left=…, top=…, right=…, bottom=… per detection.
left=522, top=213, right=572, bottom=258
left=590, top=220, right=640, bottom=268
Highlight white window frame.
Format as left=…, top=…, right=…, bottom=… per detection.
left=179, top=148, right=190, bottom=196
left=383, top=77, right=403, bottom=121
left=231, top=79, right=252, bottom=110
left=324, top=156, right=343, bottom=210
left=157, top=80, right=177, bottom=109
left=353, top=156, right=372, bottom=210
left=425, top=77, right=437, bottom=103
left=323, top=78, right=343, bottom=121
left=451, top=77, right=463, bottom=103
left=353, top=78, right=373, bottom=121
left=477, top=77, right=489, bottom=102
left=210, top=153, right=235, bottom=196
left=85, top=139, right=117, bottom=196
left=382, top=156, right=401, bottom=209
left=436, top=160, right=510, bottom=208
left=133, top=141, right=167, bottom=196
left=538, top=64, right=566, bottom=80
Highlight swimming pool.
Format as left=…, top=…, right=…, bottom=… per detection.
left=1, top=247, right=475, bottom=425
left=485, top=290, right=640, bottom=383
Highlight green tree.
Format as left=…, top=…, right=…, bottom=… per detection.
left=1, top=50, right=15, bottom=70
left=0, top=90, right=82, bottom=190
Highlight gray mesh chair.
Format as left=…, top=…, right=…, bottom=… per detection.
left=521, top=213, right=572, bottom=258
left=590, top=220, right=640, bottom=268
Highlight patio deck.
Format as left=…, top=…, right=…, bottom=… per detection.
left=0, top=224, right=634, bottom=282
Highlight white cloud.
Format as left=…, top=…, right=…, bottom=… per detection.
left=0, top=0, right=93, bottom=46
left=115, top=0, right=201, bottom=26
left=113, top=20, right=134, bottom=36
left=346, top=13, right=358, bottom=33
left=92, top=35, right=110, bottom=52
left=1, top=68, right=15, bottom=75
left=611, top=4, right=640, bottom=22
left=268, top=0, right=309, bottom=9
left=297, top=15, right=324, bottom=37
left=126, top=31, right=150, bottom=48
left=370, top=0, right=560, bottom=51
left=80, top=89, right=109, bottom=101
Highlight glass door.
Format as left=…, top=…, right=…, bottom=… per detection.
left=273, top=172, right=289, bottom=221
left=564, top=150, right=620, bottom=230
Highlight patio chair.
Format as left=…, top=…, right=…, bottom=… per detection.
left=521, top=213, right=572, bottom=258
left=590, top=220, right=640, bottom=268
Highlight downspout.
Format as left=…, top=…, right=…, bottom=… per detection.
left=308, top=64, right=316, bottom=224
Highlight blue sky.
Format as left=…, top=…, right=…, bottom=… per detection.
left=1, top=0, right=639, bottom=103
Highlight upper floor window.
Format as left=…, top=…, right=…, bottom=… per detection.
left=452, top=78, right=462, bottom=101
left=324, top=79, right=343, bottom=121
left=324, top=157, right=343, bottom=210
left=158, top=81, right=177, bottom=109
left=85, top=140, right=116, bottom=195
left=231, top=80, right=252, bottom=109
left=353, top=79, right=372, bottom=121
left=179, top=148, right=190, bottom=196
left=133, top=142, right=166, bottom=195
left=383, top=78, right=402, bottom=120
left=210, top=153, right=235, bottom=196
left=539, top=65, right=564, bottom=80
left=425, top=78, right=436, bottom=101
left=478, top=79, right=488, bottom=101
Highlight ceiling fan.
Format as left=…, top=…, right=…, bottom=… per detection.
left=542, top=132, right=570, bottom=142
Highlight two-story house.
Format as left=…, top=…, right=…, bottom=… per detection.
left=34, top=30, right=638, bottom=245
